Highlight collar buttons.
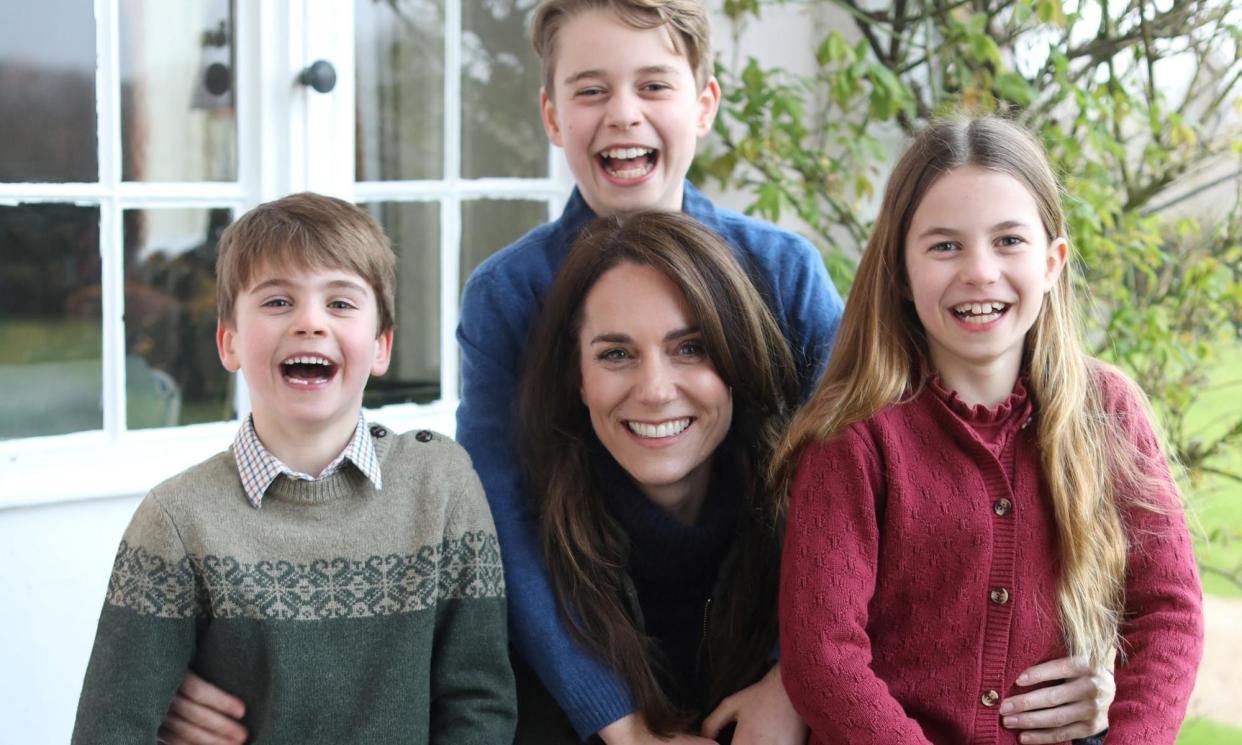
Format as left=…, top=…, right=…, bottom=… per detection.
left=415, top=430, right=433, bottom=443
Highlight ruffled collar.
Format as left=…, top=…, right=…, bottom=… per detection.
left=929, top=374, right=1032, bottom=427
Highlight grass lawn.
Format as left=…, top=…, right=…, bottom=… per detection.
left=1178, top=717, right=1242, bottom=744
left=1181, top=340, right=1242, bottom=598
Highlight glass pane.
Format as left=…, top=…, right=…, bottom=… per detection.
left=460, top=199, right=548, bottom=288
left=0, top=2, right=97, bottom=182
left=0, top=204, right=102, bottom=438
left=356, top=0, right=446, bottom=182
left=462, top=0, right=548, bottom=178
left=124, top=208, right=234, bottom=429
left=363, top=201, right=441, bottom=405
left=119, top=0, right=237, bottom=182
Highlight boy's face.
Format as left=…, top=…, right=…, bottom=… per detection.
left=217, top=261, right=392, bottom=441
left=540, top=9, right=720, bottom=216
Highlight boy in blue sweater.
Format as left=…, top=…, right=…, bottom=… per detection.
left=462, top=2, right=840, bottom=743
left=155, top=2, right=841, bottom=744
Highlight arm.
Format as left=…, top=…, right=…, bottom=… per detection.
left=429, top=462, right=517, bottom=744
left=1098, top=383, right=1204, bottom=744
left=700, top=663, right=808, bottom=745
left=766, top=235, right=843, bottom=401
left=456, top=269, right=636, bottom=740
left=778, top=433, right=932, bottom=744
left=72, top=497, right=199, bottom=745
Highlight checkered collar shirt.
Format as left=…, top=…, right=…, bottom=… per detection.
left=231, top=412, right=383, bottom=509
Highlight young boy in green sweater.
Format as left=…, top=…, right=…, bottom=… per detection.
left=71, top=192, right=516, bottom=745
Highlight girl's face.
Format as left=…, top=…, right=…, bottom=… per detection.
left=577, top=261, right=733, bottom=525
left=903, top=165, right=1067, bottom=396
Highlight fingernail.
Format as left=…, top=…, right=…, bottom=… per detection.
left=999, top=702, right=1013, bottom=714
left=1016, top=674, right=1029, bottom=685
left=1002, top=717, right=1013, bottom=728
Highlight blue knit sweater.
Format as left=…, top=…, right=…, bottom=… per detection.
left=455, top=182, right=842, bottom=739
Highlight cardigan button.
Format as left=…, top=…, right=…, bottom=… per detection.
left=415, top=430, right=434, bottom=443
left=981, top=689, right=1000, bottom=707
left=989, top=587, right=1010, bottom=606
left=992, top=498, right=1012, bottom=516
left=369, top=425, right=387, bottom=438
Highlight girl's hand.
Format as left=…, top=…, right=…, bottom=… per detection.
left=700, top=663, right=808, bottom=745
left=999, top=656, right=1113, bottom=745
left=156, top=671, right=248, bottom=745
left=599, top=713, right=718, bottom=744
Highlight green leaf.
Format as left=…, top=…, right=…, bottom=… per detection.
left=995, top=71, right=1035, bottom=106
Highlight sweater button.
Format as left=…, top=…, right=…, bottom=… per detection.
left=415, top=430, right=433, bottom=443
left=989, top=587, right=1010, bottom=606
left=369, top=425, right=386, bottom=438
left=992, top=498, right=1012, bottom=516
left=981, top=689, right=1000, bottom=707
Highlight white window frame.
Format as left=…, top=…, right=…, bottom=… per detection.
left=0, top=0, right=573, bottom=509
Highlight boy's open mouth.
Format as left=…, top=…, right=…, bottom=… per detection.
left=598, top=146, right=658, bottom=180
left=281, top=354, right=337, bottom=385
left=951, top=301, right=1010, bottom=324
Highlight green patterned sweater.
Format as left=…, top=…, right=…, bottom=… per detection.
left=72, top=425, right=515, bottom=744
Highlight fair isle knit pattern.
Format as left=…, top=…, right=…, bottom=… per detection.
left=73, top=424, right=515, bottom=745
left=232, top=413, right=382, bottom=508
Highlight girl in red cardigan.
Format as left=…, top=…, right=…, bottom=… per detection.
left=774, top=117, right=1203, bottom=745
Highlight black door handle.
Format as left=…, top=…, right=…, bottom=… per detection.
left=299, top=60, right=337, bottom=93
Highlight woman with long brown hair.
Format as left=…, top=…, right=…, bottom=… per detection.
left=515, top=210, right=803, bottom=743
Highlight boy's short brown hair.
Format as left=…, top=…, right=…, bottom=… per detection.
left=215, top=192, right=396, bottom=334
left=531, top=0, right=713, bottom=94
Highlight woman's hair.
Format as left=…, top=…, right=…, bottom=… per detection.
left=520, top=210, right=798, bottom=733
left=774, top=116, right=1148, bottom=667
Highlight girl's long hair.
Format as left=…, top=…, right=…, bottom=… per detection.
left=520, top=211, right=799, bottom=733
left=773, top=116, right=1153, bottom=667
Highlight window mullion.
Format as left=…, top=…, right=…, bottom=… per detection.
left=97, top=0, right=126, bottom=438
left=440, top=0, right=463, bottom=401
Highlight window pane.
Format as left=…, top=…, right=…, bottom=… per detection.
left=460, top=199, right=547, bottom=288
left=363, top=202, right=441, bottom=405
left=356, top=0, right=446, bottom=182
left=0, top=2, right=97, bottom=182
left=119, top=0, right=237, bottom=182
left=124, top=208, right=234, bottom=429
left=462, top=0, right=548, bottom=178
left=0, top=204, right=102, bottom=438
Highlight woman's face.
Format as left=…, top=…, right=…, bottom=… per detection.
left=577, top=261, right=733, bottom=524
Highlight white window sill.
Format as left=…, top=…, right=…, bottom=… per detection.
left=0, top=400, right=459, bottom=510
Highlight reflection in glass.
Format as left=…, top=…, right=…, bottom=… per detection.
left=460, top=199, right=548, bottom=289
left=119, top=0, right=237, bottom=182
left=362, top=202, right=441, bottom=405
left=356, top=0, right=446, bottom=182
left=0, top=1, right=97, bottom=182
left=0, top=204, right=102, bottom=438
left=123, top=209, right=234, bottom=429
left=462, top=0, right=547, bottom=178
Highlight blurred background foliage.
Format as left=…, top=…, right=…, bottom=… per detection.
left=694, top=0, right=1242, bottom=594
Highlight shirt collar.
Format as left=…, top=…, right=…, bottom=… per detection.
left=231, top=413, right=382, bottom=509
left=557, top=180, right=720, bottom=244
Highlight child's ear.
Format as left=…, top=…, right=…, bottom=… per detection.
left=216, top=320, right=241, bottom=373
left=695, top=77, right=721, bottom=137
left=540, top=88, right=564, bottom=148
left=1044, top=237, right=1069, bottom=290
left=371, top=328, right=394, bottom=377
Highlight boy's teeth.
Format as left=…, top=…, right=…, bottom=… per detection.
left=626, top=418, right=691, bottom=439
left=602, top=146, right=652, bottom=159
left=285, top=355, right=331, bottom=365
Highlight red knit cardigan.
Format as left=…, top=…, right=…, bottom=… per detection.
left=779, top=371, right=1203, bottom=745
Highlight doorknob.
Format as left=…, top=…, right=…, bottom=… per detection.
left=298, top=60, right=337, bottom=93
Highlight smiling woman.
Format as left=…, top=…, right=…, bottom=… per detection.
left=516, top=210, right=802, bottom=743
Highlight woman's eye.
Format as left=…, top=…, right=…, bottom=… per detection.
left=599, top=348, right=630, bottom=362
left=929, top=242, right=957, bottom=253
left=676, top=340, right=706, bottom=358
left=997, top=235, right=1025, bottom=248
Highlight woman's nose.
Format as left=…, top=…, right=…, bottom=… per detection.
left=634, top=357, right=676, bottom=405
